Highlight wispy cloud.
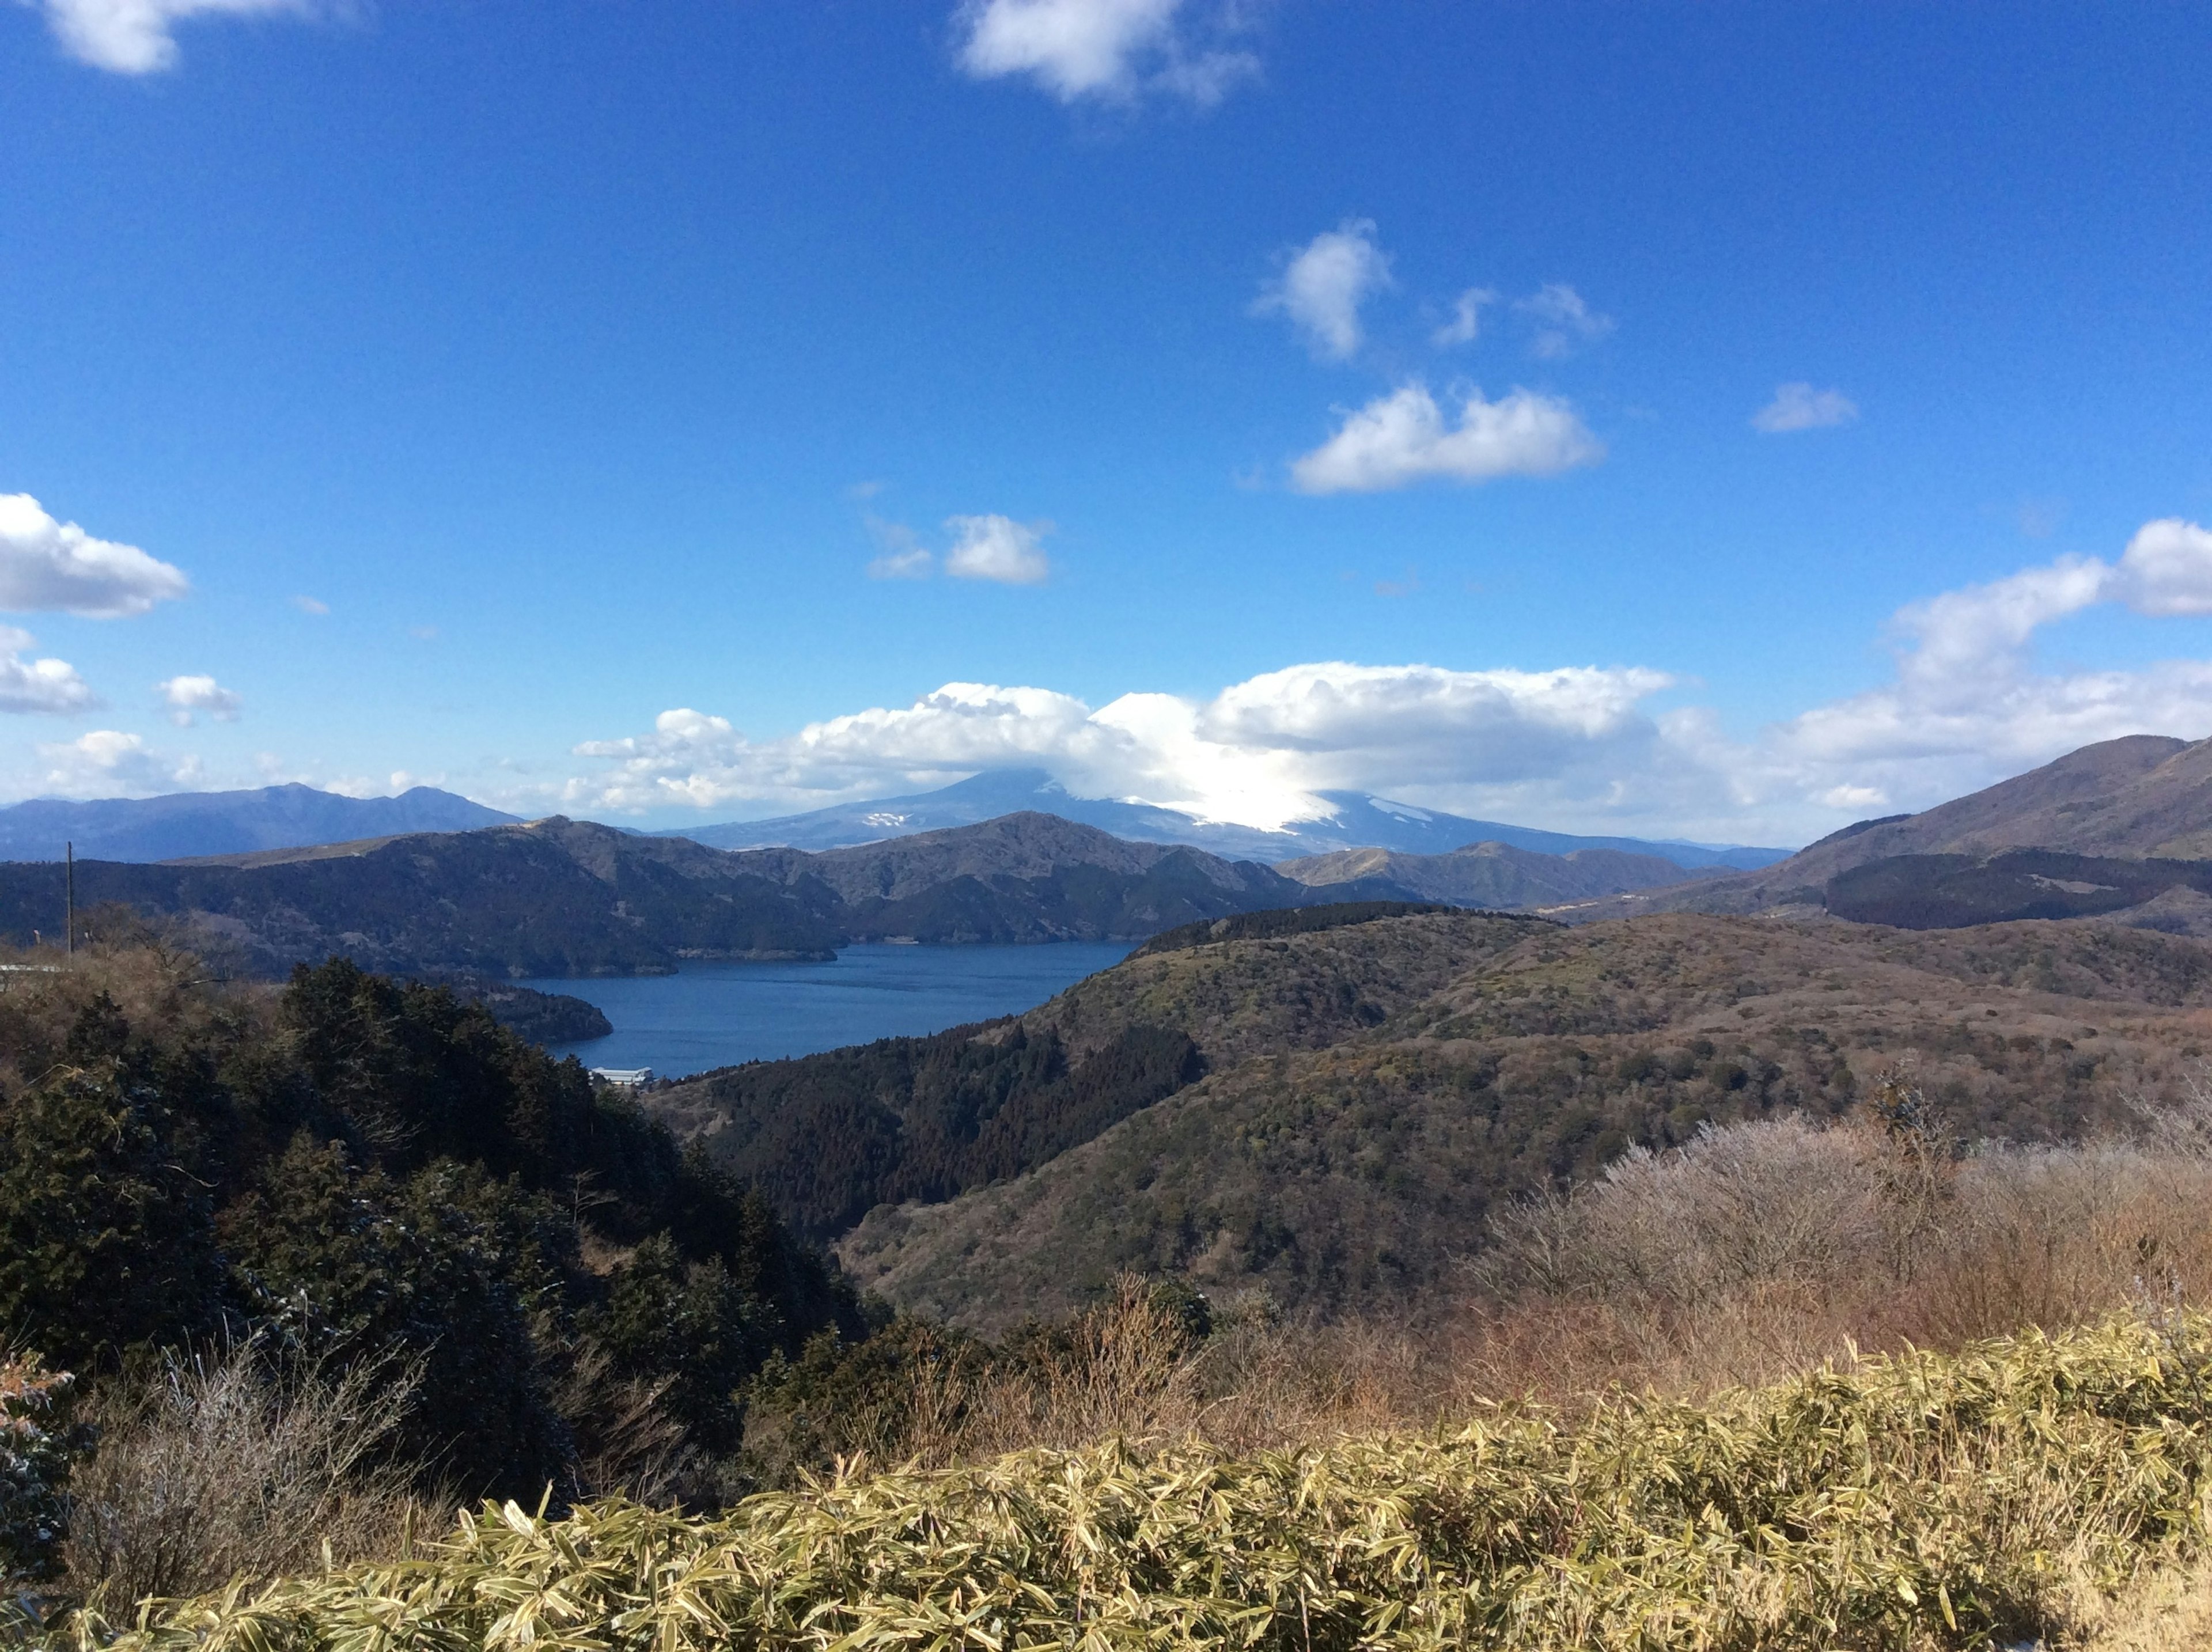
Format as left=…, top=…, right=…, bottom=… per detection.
left=32, top=0, right=317, bottom=73
left=866, top=514, right=1052, bottom=583
left=1752, top=381, right=1859, bottom=434
left=1289, top=383, right=1603, bottom=494
left=944, top=514, right=1051, bottom=583
left=865, top=515, right=933, bottom=579
left=1253, top=219, right=1392, bottom=362
left=291, top=594, right=330, bottom=615
left=1514, top=284, right=1613, bottom=359
left=954, top=0, right=1259, bottom=107
left=1430, top=287, right=1496, bottom=348
left=0, top=494, right=189, bottom=618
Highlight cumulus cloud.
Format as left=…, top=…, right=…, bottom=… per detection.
left=32, top=0, right=313, bottom=73
left=1752, top=382, right=1859, bottom=434
left=955, top=0, right=1257, bottom=106
left=1430, top=287, right=1496, bottom=348
left=564, top=662, right=1683, bottom=833
left=0, top=627, right=97, bottom=715
left=1253, top=219, right=1392, bottom=361
left=1289, top=383, right=1603, bottom=494
left=944, top=514, right=1051, bottom=583
left=1749, top=518, right=2212, bottom=817
left=0, top=494, right=189, bottom=618
left=36, top=729, right=199, bottom=797
left=158, top=673, right=242, bottom=726
left=1515, top=284, right=1613, bottom=359
left=557, top=516, right=2212, bottom=847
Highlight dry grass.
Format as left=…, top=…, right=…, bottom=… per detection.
left=58, top=1343, right=448, bottom=1611
left=55, top=1312, right=2212, bottom=1651
left=2074, top=1557, right=2212, bottom=1650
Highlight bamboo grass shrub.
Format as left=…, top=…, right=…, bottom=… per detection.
left=52, top=1311, right=2212, bottom=1652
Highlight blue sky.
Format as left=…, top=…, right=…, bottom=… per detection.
left=3, top=0, right=2211, bottom=846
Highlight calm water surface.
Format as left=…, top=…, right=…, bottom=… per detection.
left=521, top=941, right=1133, bottom=1079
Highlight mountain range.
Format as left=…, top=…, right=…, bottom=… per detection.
left=663, top=769, right=1794, bottom=870
left=16, top=733, right=2212, bottom=977
left=0, top=770, right=1791, bottom=874
left=0, top=783, right=516, bottom=862
left=0, top=813, right=1328, bottom=976
left=1278, top=840, right=1718, bottom=907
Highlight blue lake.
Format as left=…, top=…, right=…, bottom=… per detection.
left=520, top=941, right=1134, bottom=1079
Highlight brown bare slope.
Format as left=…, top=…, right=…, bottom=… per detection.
left=1561, top=734, right=2212, bottom=924
left=1279, top=840, right=1709, bottom=907
left=835, top=910, right=2212, bottom=1331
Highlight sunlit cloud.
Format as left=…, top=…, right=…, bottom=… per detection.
left=955, top=0, right=1259, bottom=107
left=556, top=518, right=2212, bottom=847
left=0, top=494, right=189, bottom=618
left=31, top=0, right=317, bottom=74
left=159, top=673, right=243, bottom=726
left=1289, top=383, right=1603, bottom=494
left=0, top=627, right=98, bottom=715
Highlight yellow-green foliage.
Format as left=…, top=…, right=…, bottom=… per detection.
left=55, top=1314, right=2212, bottom=1651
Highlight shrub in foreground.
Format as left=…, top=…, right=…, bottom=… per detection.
left=55, top=1312, right=2212, bottom=1651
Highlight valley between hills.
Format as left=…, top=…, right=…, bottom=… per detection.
left=650, top=905, right=2212, bottom=1330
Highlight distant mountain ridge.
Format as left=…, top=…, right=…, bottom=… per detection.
left=0, top=783, right=517, bottom=863
left=0, top=812, right=1316, bottom=976
left=665, top=768, right=1793, bottom=871
left=1278, top=840, right=1718, bottom=908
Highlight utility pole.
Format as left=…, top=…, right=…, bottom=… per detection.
left=65, top=840, right=74, bottom=957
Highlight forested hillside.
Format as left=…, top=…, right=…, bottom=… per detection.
left=826, top=911, right=2212, bottom=1328
left=0, top=942, right=863, bottom=1509
left=0, top=814, right=1312, bottom=977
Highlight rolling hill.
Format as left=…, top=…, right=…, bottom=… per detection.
left=1562, top=735, right=2212, bottom=931
left=0, top=812, right=1315, bottom=976
left=641, top=900, right=2212, bottom=1328
left=1277, top=840, right=1714, bottom=907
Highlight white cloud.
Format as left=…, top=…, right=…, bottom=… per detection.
left=1752, top=382, right=1859, bottom=434
left=291, top=594, right=330, bottom=615
left=1431, top=287, right=1496, bottom=348
left=0, top=494, right=189, bottom=618
left=2111, top=518, right=2212, bottom=616
left=944, top=514, right=1051, bottom=583
left=0, top=627, right=97, bottom=715
left=36, top=729, right=199, bottom=797
left=1289, top=383, right=1603, bottom=494
left=33, top=0, right=312, bottom=73
left=1253, top=219, right=1392, bottom=361
left=1514, top=284, right=1613, bottom=359
left=1744, top=518, right=2212, bottom=822
left=564, top=662, right=1681, bottom=833
left=158, top=673, right=242, bottom=726
left=955, top=0, right=1257, bottom=106
left=554, top=516, right=2212, bottom=848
